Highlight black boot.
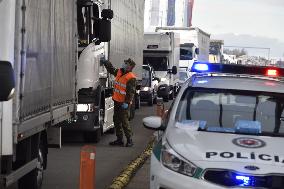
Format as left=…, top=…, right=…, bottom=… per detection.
left=125, top=138, right=134, bottom=147
left=109, top=138, right=124, bottom=146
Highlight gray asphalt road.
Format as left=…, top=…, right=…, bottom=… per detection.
left=42, top=101, right=171, bottom=189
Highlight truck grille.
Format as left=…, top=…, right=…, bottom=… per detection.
left=203, top=169, right=284, bottom=188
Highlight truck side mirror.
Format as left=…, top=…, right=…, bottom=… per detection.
left=195, top=48, right=200, bottom=55
left=98, top=19, right=111, bottom=42
left=0, top=61, right=15, bottom=101
left=171, top=66, right=177, bottom=75
left=97, top=9, right=113, bottom=43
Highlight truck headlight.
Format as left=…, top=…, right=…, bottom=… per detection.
left=160, top=78, right=167, bottom=82
left=161, top=143, right=197, bottom=177
left=141, top=87, right=150, bottom=91
left=77, top=104, right=90, bottom=112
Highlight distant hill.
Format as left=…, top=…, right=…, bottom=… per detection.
left=212, top=33, right=284, bottom=58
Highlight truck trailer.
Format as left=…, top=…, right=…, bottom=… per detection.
left=0, top=0, right=112, bottom=188
left=156, top=27, right=211, bottom=70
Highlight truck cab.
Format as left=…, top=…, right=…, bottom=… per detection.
left=180, top=43, right=199, bottom=70
left=143, top=32, right=179, bottom=102
left=155, top=27, right=211, bottom=72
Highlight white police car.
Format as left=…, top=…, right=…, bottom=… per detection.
left=143, top=62, right=284, bottom=189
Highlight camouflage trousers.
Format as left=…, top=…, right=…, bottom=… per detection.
left=113, top=101, right=133, bottom=140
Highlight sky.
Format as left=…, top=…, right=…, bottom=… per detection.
left=192, top=0, right=284, bottom=58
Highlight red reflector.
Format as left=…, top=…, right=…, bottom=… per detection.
left=267, top=69, right=278, bottom=76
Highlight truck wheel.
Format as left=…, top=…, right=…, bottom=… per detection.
left=18, top=143, right=44, bottom=189
left=148, top=93, right=154, bottom=106
left=36, top=144, right=44, bottom=187
left=153, top=96, right=157, bottom=104
left=169, top=91, right=174, bottom=100
left=163, top=96, right=169, bottom=102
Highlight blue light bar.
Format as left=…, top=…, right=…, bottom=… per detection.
left=192, top=63, right=209, bottom=71
left=235, top=175, right=251, bottom=186
left=190, top=62, right=284, bottom=77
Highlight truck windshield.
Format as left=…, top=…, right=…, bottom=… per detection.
left=143, top=57, right=168, bottom=71
left=176, top=88, right=284, bottom=137
left=180, top=47, right=193, bottom=60
left=209, top=45, right=220, bottom=55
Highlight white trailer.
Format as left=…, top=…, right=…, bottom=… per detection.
left=143, top=32, right=179, bottom=102
left=156, top=27, right=211, bottom=70
left=0, top=0, right=112, bottom=188
left=63, top=0, right=145, bottom=141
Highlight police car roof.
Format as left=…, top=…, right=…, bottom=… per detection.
left=190, top=75, right=284, bottom=93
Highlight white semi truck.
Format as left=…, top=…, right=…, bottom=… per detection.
left=156, top=27, right=211, bottom=70
left=63, top=0, right=144, bottom=142
left=143, top=32, right=179, bottom=102
left=0, top=0, right=124, bottom=188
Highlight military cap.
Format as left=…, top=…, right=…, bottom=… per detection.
left=124, top=58, right=136, bottom=67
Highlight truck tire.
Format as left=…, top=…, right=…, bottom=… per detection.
left=163, top=96, right=169, bottom=102
left=18, top=143, right=44, bottom=189
left=169, top=90, right=174, bottom=100
left=153, top=96, right=157, bottom=104
left=148, top=92, right=154, bottom=106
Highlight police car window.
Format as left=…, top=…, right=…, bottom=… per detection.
left=176, top=88, right=284, bottom=136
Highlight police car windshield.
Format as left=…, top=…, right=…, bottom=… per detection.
left=176, top=88, right=284, bottom=137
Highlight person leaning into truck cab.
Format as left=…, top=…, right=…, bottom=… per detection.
left=102, top=58, right=136, bottom=147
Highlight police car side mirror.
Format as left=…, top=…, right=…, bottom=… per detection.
left=0, top=61, right=15, bottom=101
left=143, top=116, right=164, bottom=130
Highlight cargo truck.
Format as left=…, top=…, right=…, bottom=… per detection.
left=143, top=32, right=179, bottom=102
left=0, top=0, right=112, bottom=188
left=156, top=27, right=211, bottom=70
left=63, top=0, right=145, bottom=142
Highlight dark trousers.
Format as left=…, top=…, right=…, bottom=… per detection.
left=113, top=101, right=132, bottom=140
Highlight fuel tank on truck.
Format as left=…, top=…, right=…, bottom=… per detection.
left=77, top=43, right=105, bottom=91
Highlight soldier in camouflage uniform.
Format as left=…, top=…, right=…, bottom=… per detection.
left=102, top=58, right=136, bottom=147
